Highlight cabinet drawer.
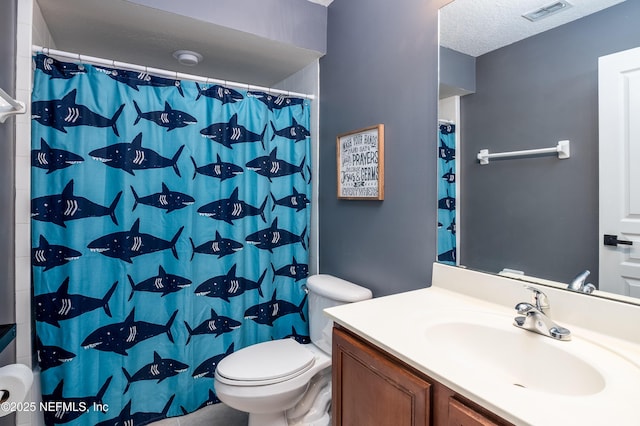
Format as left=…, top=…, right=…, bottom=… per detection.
left=448, top=398, right=500, bottom=426
left=333, top=327, right=432, bottom=426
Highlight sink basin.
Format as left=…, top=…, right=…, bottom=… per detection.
left=424, top=318, right=605, bottom=396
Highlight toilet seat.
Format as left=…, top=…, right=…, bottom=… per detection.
left=216, top=339, right=316, bottom=386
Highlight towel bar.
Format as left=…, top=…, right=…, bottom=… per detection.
left=477, top=140, right=570, bottom=165
left=0, top=87, right=26, bottom=123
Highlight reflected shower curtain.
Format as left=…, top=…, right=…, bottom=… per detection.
left=31, top=54, right=311, bottom=425
left=437, top=123, right=456, bottom=265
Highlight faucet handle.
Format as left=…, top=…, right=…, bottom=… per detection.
left=571, top=269, right=591, bottom=284
left=568, top=269, right=596, bottom=293
left=523, top=285, right=549, bottom=315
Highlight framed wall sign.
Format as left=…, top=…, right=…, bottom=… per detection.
left=336, top=124, right=384, bottom=200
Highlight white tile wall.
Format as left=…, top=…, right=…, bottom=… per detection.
left=31, top=0, right=56, bottom=49
left=15, top=0, right=34, bottom=379
left=15, top=1, right=55, bottom=424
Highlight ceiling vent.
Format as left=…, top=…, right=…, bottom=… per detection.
left=522, top=1, right=573, bottom=22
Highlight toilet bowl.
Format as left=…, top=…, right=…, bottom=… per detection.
left=214, top=274, right=372, bottom=426
left=215, top=340, right=331, bottom=426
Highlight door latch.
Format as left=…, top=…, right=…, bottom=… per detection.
left=603, top=234, right=633, bottom=247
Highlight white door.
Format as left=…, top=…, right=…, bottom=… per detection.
left=599, top=46, right=640, bottom=298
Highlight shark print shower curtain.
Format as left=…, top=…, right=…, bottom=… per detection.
left=31, top=54, right=311, bottom=425
left=437, top=123, right=456, bottom=265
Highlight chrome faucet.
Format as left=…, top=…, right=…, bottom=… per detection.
left=567, top=270, right=596, bottom=294
left=513, top=285, right=571, bottom=341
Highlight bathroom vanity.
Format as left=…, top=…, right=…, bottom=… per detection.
left=326, top=264, right=640, bottom=426
left=333, top=325, right=509, bottom=425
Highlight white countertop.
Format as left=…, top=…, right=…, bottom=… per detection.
left=324, top=264, right=640, bottom=426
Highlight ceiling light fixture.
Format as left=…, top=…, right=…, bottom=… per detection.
left=522, top=1, right=573, bottom=22
left=172, top=50, right=203, bottom=66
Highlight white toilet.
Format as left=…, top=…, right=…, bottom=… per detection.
left=214, top=274, right=373, bottom=426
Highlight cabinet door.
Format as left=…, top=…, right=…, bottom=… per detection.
left=333, top=327, right=431, bottom=426
left=448, top=398, right=499, bottom=426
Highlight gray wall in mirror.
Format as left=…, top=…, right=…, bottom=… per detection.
left=458, top=1, right=640, bottom=287
left=440, top=47, right=475, bottom=98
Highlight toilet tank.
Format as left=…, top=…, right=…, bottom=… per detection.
left=306, top=274, right=372, bottom=354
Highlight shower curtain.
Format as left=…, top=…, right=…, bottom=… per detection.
left=31, top=54, right=311, bottom=425
left=437, top=123, right=456, bottom=265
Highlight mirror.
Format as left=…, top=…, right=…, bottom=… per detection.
left=438, top=0, right=640, bottom=303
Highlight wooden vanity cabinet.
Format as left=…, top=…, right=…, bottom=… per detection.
left=332, top=326, right=512, bottom=426
left=332, top=325, right=431, bottom=425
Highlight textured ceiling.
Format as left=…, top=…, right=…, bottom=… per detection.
left=40, top=0, right=623, bottom=82
left=440, top=0, right=626, bottom=57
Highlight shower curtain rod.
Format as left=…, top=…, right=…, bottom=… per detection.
left=32, top=45, right=316, bottom=100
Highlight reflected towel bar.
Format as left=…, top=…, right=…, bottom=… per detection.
left=0, top=87, right=26, bottom=123
left=477, top=140, right=570, bottom=165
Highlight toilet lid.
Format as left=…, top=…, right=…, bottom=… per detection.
left=216, top=339, right=315, bottom=385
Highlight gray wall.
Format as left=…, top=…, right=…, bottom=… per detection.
left=0, top=0, right=16, bottom=328
left=128, top=0, right=327, bottom=54
left=460, top=1, right=640, bottom=285
left=0, top=6, right=16, bottom=426
left=319, top=0, right=444, bottom=296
